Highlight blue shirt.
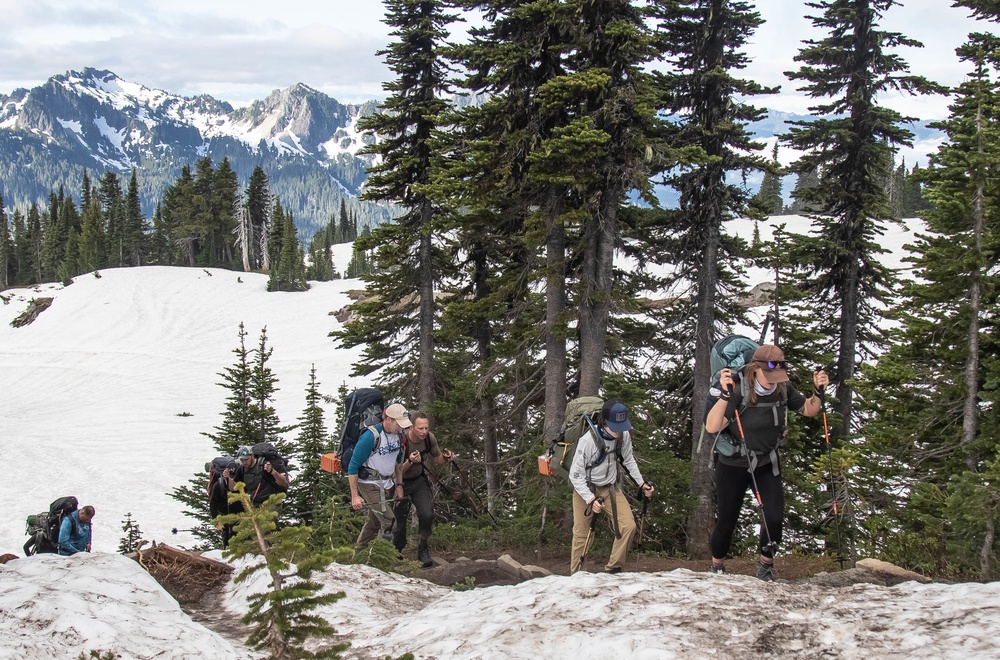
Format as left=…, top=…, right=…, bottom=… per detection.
left=347, top=424, right=404, bottom=488
left=58, top=511, right=92, bottom=556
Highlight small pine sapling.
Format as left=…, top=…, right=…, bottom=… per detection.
left=219, top=484, right=348, bottom=660
left=117, top=512, right=145, bottom=554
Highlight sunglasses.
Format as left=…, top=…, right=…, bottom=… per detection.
left=755, top=359, right=788, bottom=369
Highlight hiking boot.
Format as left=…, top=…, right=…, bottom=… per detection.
left=605, top=566, right=623, bottom=575
left=710, top=563, right=726, bottom=575
left=756, top=560, right=775, bottom=582
left=417, top=540, right=433, bottom=568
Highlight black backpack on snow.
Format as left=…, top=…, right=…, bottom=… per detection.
left=334, top=388, right=385, bottom=473
left=24, top=496, right=78, bottom=556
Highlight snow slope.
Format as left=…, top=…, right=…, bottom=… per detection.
left=0, top=246, right=360, bottom=555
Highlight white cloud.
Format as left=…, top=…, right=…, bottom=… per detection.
left=0, top=1, right=992, bottom=111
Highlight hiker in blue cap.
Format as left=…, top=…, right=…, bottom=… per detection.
left=568, top=400, right=654, bottom=574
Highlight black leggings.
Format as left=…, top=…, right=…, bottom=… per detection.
left=710, top=459, right=784, bottom=559
left=393, top=474, right=434, bottom=550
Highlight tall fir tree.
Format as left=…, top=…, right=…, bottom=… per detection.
left=857, top=26, right=1000, bottom=577
left=780, top=0, right=947, bottom=440
left=0, top=193, right=11, bottom=289
left=353, top=0, right=456, bottom=409
left=248, top=326, right=296, bottom=453
left=649, top=0, right=777, bottom=558
left=246, top=166, right=272, bottom=270
left=124, top=169, right=147, bottom=267
left=753, top=143, right=785, bottom=216
left=267, top=212, right=309, bottom=292
left=286, top=365, right=335, bottom=526
left=170, top=322, right=258, bottom=548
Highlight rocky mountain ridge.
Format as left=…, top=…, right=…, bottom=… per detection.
left=0, top=68, right=390, bottom=235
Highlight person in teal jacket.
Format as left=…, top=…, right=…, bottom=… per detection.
left=58, top=505, right=95, bottom=556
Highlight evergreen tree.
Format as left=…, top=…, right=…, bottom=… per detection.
left=170, top=323, right=257, bottom=549
left=286, top=366, right=335, bottom=526
left=81, top=169, right=93, bottom=212
left=205, top=322, right=258, bottom=455
left=780, top=0, right=947, bottom=439
left=788, top=167, right=822, bottom=215
left=117, top=512, right=145, bottom=554
left=246, top=166, right=272, bottom=270
left=337, top=198, right=352, bottom=243
left=267, top=199, right=286, bottom=273
left=10, top=210, right=27, bottom=285
left=753, top=143, right=785, bottom=215
left=355, top=0, right=456, bottom=409
left=267, top=212, right=309, bottom=292
left=857, top=28, right=1000, bottom=577
left=211, top=157, right=239, bottom=267
left=163, top=165, right=197, bottom=266
left=41, top=196, right=65, bottom=281
left=0, top=193, right=11, bottom=290
left=124, top=169, right=147, bottom=267
left=148, top=204, right=171, bottom=266
left=59, top=226, right=80, bottom=284
left=218, top=486, right=348, bottom=659
left=649, top=0, right=777, bottom=558
left=248, top=326, right=296, bottom=452
left=78, top=201, right=106, bottom=274
left=100, top=172, right=126, bottom=268
left=24, top=203, right=43, bottom=285
left=306, top=229, right=334, bottom=282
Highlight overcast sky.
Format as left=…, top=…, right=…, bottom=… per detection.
left=0, top=0, right=988, bottom=118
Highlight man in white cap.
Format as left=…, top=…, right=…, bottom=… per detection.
left=568, top=400, right=655, bottom=574
left=348, top=403, right=411, bottom=552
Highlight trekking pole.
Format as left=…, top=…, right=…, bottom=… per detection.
left=730, top=386, right=778, bottom=557
left=817, top=377, right=847, bottom=569
left=575, top=496, right=602, bottom=574
left=634, top=484, right=649, bottom=571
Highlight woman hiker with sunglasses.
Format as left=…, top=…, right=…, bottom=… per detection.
left=703, top=344, right=829, bottom=580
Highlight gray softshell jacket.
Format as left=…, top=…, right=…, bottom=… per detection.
left=569, top=427, right=644, bottom=503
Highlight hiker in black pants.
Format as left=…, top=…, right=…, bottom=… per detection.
left=704, top=344, right=828, bottom=580
left=394, top=411, right=455, bottom=567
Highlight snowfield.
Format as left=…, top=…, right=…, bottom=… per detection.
left=3, top=552, right=1000, bottom=659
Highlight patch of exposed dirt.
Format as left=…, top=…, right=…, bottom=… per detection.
left=401, top=545, right=849, bottom=588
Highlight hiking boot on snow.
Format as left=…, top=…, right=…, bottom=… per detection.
left=710, top=563, right=726, bottom=575
left=605, top=566, right=623, bottom=574
left=417, top=539, right=433, bottom=568
left=756, top=560, right=775, bottom=581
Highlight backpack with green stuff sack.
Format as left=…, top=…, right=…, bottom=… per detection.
left=697, top=335, right=788, bottom=465
left=23, top=495, right=78, bottom=556
left=545, top=396, right=606, bottom=478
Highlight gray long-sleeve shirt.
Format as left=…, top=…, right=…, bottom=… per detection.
left=569, top=427, right=644, bottom=503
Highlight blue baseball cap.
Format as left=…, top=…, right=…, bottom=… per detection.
left=603, top=401, right=632, bottom=433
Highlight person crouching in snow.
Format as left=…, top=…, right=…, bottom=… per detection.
left=58, top=505, right=95, bottom=556
left=569, top=401, right=654, bottom=574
